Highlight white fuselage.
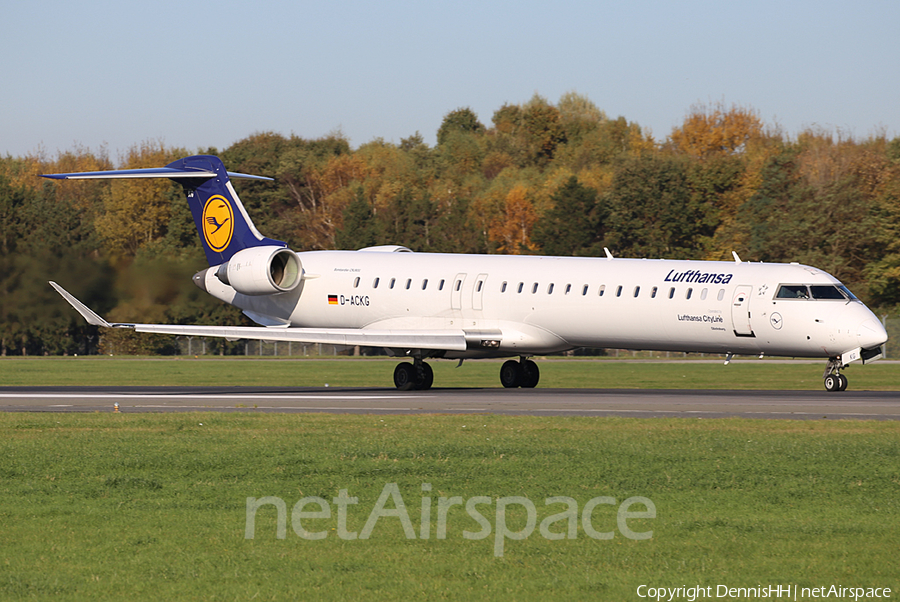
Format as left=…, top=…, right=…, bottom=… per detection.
left=199, top=250, right=886, bottom=360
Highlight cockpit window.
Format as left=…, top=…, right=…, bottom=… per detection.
left=809, top=285, right=846, bottom=300
left=837, top=285, right=858, bottom=301
left=775, top=285, right=809, bottom=299
left=776, top=284, right=855, bottom=301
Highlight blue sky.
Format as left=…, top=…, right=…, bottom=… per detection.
left=3, top=0, right=899, bottom=160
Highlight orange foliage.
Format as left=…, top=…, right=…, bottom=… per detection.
left=488, top=185, right=537, bottom=254
left=670, top=102, right=764, bottom=158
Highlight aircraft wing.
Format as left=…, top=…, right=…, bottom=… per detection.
left=49, top=282, right=469, bottom=352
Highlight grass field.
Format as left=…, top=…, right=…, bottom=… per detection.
left=1, top=356, right=899, bottom=390
left=1, top=359, right=898, bottom=600
left=0, top=412, right=898, bottom=600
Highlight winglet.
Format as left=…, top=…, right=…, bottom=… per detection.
left=49, top=281, right=118, bottom=328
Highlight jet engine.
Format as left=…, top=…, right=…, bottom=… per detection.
left=215, top=246, right=302, bottom=296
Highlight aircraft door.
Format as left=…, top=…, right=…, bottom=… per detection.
left=451, top=273, right=466, bottom=310
left=472, top=273, right=488, bottom=310
left=731, top=285, right=755, bottom=337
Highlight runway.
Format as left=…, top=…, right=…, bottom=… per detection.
left=1, top=386, right=899, bottom=420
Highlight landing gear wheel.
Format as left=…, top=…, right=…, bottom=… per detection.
left=394, top=363, right=416, bottom=391
left=520, top=359, right=540, bottom=388
left=415, top=362, right=434, bottom=391
left=822, top=356, right=849, bottom=393
left=838, top=374, right=848, bottom=392
left=500, top=360, right=522, bottom=388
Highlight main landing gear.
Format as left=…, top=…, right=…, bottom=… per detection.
left=393, top=360, right=434, bottom=391
left=392, top=357, right=541, bottom=390
left=823, top=357, right=849, bottom=392
left=500, top=357, right=540, bottom=388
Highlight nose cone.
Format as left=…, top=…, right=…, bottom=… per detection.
left=858, top=319, right=888, bottom=350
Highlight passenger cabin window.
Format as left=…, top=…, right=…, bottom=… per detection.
left=476, top=280, right=483, bottom=293
left=651, top=286, right=658, bottom=298
left=700, top=288, right=708, bottom=301
left=669, top=287, right=675, bottom=299
left=582, top=285, right=588, bottom=296
left=532, top=283, right=539, bottom=294
left=501, top=281, right=508, bottom=293
left=390, top=278, right=396, bottom=289
left=455, top=279, right=463, bottom=292
left=439, top=279, right=445, bottom=291
left=616, top=285, right=623, bottom=297
left=686, top=288, right=693, bottom=300
left=406, top=279, right=412, bottom=290
left=565, top=284, right=572, bottom=295
left=717, top=289, right=725, bottom=301
left=422, top=279, right=428, bottom=290
left=598, top=284, right=606, bottom=297
left=633, top=286, right=640, bottom=298
left=373, top=277, right=380, bottom=288
left=353, top=277, right=360, bottom=288
left=547, top=283, right=554, bottom=294
left=518, top=283, right=524, bottom=293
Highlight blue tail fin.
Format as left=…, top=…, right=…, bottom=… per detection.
left=43, top=154, right=286, bottom=266
left=165, top=156, right=285, bottom=265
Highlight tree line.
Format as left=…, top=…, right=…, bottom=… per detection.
left=2, top=95, right=899, bottom=355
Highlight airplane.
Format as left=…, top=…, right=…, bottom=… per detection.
left=44, top=155, right=888, bottom=392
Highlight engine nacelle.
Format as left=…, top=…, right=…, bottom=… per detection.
left=215, top=246, right=302, bottom=296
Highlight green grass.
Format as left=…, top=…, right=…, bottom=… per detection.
left=0, top=413, right=897, bottom=600
left=1, top=356, right=899, bottom=389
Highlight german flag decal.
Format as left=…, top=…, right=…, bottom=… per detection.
left=328, top=295, right=338, bottom=305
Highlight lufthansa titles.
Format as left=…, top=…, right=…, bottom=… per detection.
left=664, top=269, right=733, bottom=284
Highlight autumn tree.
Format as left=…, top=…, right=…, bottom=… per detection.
left=486, top=95, right=567, bottom=168
left=0, top=172, right=114, bottom=355
left=437, top=108, right=485, bottom=146
left=93, top=142, right=183, bottom=260
left=520, top=95, right=566, bottom=166
left=555, top=116, right=654, bottom=171
left=742, top=135, right=882, bottom=292
left=669, top=102, right=764, bottom=158
left=532, top=176, right=606, bottom=256
left=334, top=187, right=379, bottom=249
left=604, top=154, right=710, bottom=259
left=557, top=91, right=606, bottom=144
left=487, top=185, right=537, bottom=254
left=865, top=139, right=900, bottom=305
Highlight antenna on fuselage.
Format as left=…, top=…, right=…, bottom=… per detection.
left=604, top=247, right=614, bottom=260
left=732, top=251, right=742, bottom=263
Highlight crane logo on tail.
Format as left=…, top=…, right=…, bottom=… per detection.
left=202, top=195, right=234, bottom=252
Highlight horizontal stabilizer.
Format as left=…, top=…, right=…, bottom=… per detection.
left=41, top=167, right=272, bottom=181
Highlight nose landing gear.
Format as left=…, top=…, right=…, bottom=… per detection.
left=823, top=357, right=849, bottom=392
